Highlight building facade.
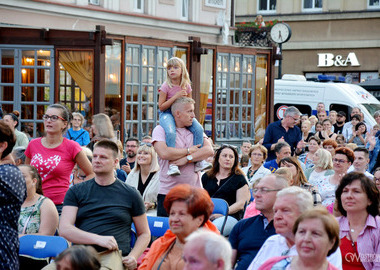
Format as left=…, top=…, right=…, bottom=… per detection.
left=236, top=0, right=380, bottom=83
left=0, top=0, right=275, bottom=144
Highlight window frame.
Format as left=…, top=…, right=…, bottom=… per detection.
left=181, top=0, right=189, bottom=20
left=302, top=0, right=323, bottom=12
left=257, top=0, right=277, bottom=14
left=134, top=0, right=144, bottom=13
left=368, top=0, right=380, bottom=9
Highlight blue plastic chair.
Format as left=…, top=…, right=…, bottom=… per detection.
left=19, top=235, right=69, bottom=259
left=147, top=216, right=170, bottom=238
left=211, top=198, right=229, bottom=235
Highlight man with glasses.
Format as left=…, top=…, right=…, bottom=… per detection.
left=263, top=106, right=304, bottom=161
left=248, top=187, right=342, bottom=270
left=120, top=137, right=139, bottom=174
left=229, top=175, right=288, bottom=270
left=263, top=142, right=291, bottom=173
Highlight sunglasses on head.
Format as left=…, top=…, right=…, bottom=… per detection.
left=140, top=142, right=153, bottom=147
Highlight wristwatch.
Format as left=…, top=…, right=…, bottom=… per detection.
left=186, top=155, right=193, bottom=163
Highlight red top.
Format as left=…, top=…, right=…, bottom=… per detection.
left=340, top=236, right=365, bottom=270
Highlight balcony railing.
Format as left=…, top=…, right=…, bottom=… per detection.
left=235, top=27, right=273, bottom=47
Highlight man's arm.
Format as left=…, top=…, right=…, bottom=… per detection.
left=59, top=206, right=118, bottom=250
left=154, top=141, right=200, bottom=161
left=122, top=214, right=151, bottom=270
left=170, top=136, right=214, bottom=166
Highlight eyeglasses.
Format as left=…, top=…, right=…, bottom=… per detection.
left=332, top=158, right=348, bottom=164
left=374, top=177, right=380, bottom=183
left=140, top=142, right=152, bottom=147
left=289, top=115, right=300, bottom=122
left=252, top=188, right=281, bottom=194
left=42, top=114, right=66, bottom=122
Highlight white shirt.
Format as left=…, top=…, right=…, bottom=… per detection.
left=347, top=165, right=374, bottom=179
left=247, top=234, right=342, bottom=270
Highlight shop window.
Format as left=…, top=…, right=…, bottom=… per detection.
left=255, top=55, right=267, bottom=142
left=58, top=50, right=94, bottom=130
left=368, top=0, right=380, bottom=9
left=302, top=0, right=322, bottom=11
left=125, top=43, right=187, bottom=139
left=105, top=40, right=122, bottom=140
left=258, top=0, right=276, bottom=13
left=215, top=53, right=256, bottom=143
left=0, top=46, right=54, bottom=138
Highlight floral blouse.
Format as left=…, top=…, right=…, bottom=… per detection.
left=18, top=195, right=46, bottom=234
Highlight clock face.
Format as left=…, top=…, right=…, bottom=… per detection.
left=270, top=23, right=291, bottom=44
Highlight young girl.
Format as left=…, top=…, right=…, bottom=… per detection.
left=158, top=57, right=210, bottom=175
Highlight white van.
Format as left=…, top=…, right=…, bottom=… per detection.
left=274, top=75, right=380, bottom=126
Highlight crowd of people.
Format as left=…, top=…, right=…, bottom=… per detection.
left=0, top=57, right=379, bottom=270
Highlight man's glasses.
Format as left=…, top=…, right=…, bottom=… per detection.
left=252, top=188, right=281, bottom=194
left=42, top=114, right=66, bottom=122
left=289, top=115, right=300, bottom=122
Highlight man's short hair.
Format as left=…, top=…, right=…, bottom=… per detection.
left=125, top=137, right=139, bottom=145
left=172, top=97, right=195, bottom=114
left=94, top=140, right=119, bottom=159
left=274, top=142, right=290, bottom=154
left=354, top=147, right=369, bottom=158
left=283, top=106, right=301, bottom=117
left=277, top=186, right=313, bottom=213
left=185, top=229, right=232, bottom=270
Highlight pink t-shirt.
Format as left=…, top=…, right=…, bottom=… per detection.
left=25, top=137, right=82, bottom=205
left=160, top=81, right=192, bottom=100
left=152, top=125, right=202, bottom=194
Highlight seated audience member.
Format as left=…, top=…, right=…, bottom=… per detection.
left=239, top=154, right=249, bottom=168
left=315, top=119, right=337, bottom=141
left=120, top=137, right=139, bottom=175
left=305, top=148, right=334, bottom=185
left=336, top=172, right=380, bottom=269
left=348, top=122, right=367, bottom=147
left=126, top=143, right=160, bottom=216
left=347, top=147, right=373, bottom=179
left=141, top=135, right=152, bottom=144
left=139, top=184, right=218, bottom=269
left=334, top=111, right=346, bottom=134
left=263, top=142, right=291, bottom=173
left=202, top=145, right=250, bottom=236
left=343, top=114, right=361, bottom=143
left=345, top=143, right=357, bottom=151
left=240, top=140, right=252, bottom=159
left=0, top=121, right=27, bottom=270
left=55, top=245, right=101, bottom=270
left=18, top=165, right=58, bottom=236
left=70, top=147, right=93, bottom=186
left=274, top=167, right=293, bottom=184
left=183, top=229, right=232, bottom=270
left=315, top=147, right=354, bottom=206
left=242, top=144, right=271, bottom=188
left=301, top=120, right=314, bottom=143
left=279, top=157, right=321, bottom=205
left=115, top=140, right=128, bottom=181
left=335, top=134, right=346, bottom=147
left=329, top=110, right=337, bottom=126
left=65, top=112, right=91, bottom=146
left=317, top=109, right=328, bottom=122
left=87, top=113, right=116, bottom=151
left=309, top=115, right=318, bottom=133
left=323, top=138, right=338, bottom=156
left=3, top=111, right=29, bottom=149
left=229, top=175, right=288, bottom=270
left=59, top=140, right=150, bottom=270
left=298, top=136, right=320, bottom=169
left=258, top=207, right=340, bottom=270
left=367, top=131, right=380, bottom=173
left=12, top=146, right=26, bottom=166
left=247, top=187, right=342, bottom=270
left=315, top=121, right=323, bottom=133
left=374, top=167, right=380, bottom=192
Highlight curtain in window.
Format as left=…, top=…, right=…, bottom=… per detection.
left=59, top=51, right=93, bottom=98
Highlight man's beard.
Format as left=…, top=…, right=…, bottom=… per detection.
left=127, top=152, right=136, bottom=158
left=336, top=120, right=344, bottom=125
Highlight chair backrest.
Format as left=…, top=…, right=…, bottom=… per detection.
left=19, top=235, right=69, bottom=259
left=211, top=198, right=229, bottom=216
left=147, top=216, right=170, bottom=238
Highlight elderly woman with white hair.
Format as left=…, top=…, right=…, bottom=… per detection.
left=304, top=148, right=334, bottom=185
left=65, top=112, right=90, bottom=146
left=247, top=186, right=342, bottom=270
left=183, top=229, right=232, bottom=270
left=126, top=143, right=160, bottom=215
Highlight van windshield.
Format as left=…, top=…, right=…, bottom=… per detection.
left=361, top=103, right=380, bottom=116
